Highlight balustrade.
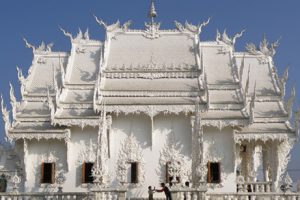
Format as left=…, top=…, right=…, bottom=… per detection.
left=0, top=189, right=127, bottom=200
left=0, top=192, right=92, bottom=200
left=237, top=182, right=273, bottom=193
left=170, top=187, right=206, bottom=200
left=2, top=184, right=300, bottom=200
left=206, top=193, right=300, bottom=200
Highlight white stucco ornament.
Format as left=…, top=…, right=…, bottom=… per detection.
left=0, top=0, right=299, bottom=197
left=159, top=135, right=191, bottom=183
left=117, top=134, right=145, bottom=187
left=11, top=172, right=21, bottom=193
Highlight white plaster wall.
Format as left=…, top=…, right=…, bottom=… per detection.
left=21, top=117, right=236, bottom=196
left=62, top=126, right=97, bottom=192
left=203, top=127, right=236, bottom=193
left=24, top=139, right=67, bottom=192
left=109, top=113, right=192, bottom=198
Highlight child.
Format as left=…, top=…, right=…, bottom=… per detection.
left=148, top=186, right=155, bottom=200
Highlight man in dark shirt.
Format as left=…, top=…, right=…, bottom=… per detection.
left=156, top=183, right=172, bottom=200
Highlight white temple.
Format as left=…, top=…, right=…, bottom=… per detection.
left=0, top=1, right=300, bottom=199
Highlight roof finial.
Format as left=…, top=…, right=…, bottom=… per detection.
left=148, top=0, right=157, bottom=23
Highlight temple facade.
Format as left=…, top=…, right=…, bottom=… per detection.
left=0, top=2, right=300, bottom=199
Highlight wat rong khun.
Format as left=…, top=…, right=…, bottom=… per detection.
left=1, top=1, right=300, bottom=200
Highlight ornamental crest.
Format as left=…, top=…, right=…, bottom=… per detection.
left=143, top=22, right=160, bottom=39
left=159, top=134, right=191, bottom=184
left=116, top=134, right=145, bottom=187
left=77, top=139, right=97, bottom=165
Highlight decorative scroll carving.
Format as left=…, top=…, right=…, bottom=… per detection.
left=192, top=104, right=205, bottom=186
left=117, top=134, right=145, bottom=187
left=23, top=38, right=53, bottom=54
left=245, top=43, right=259, bottom=55
left=9, top=83, right=19, bottom=120
left=246, top=36, right=280, bottom=58
left=60, top=27, right=90, bottom=43
left=143, top=22, right=161, bottom=39
left=8, top=132, right=71, bottom=142
left=94, top=16, right=121, bottom=32
left=183, top=18, right=210, bottom=35
left=204, top=138, right=226, bottom=189
left=11, top=172, right=21, bottom=193
left=96, top=105, right=195, bottom=118
left=276, top=139, right=295, bottom=188
left=59, top=27, right=73, bottom=40
left=106, top=63, right=197, bottom=72
left=84, top=28, right=89, bottom=41
left=281, top=173, right=293, bottom=192
left=159, top=133, right=191, bottom=184
left=174, top=21, right=185, bottom=32
left=234, top=133, right=292, bottom=143
left=52, top=119, right=99, bottom=129
left=279, top=67, right=288, bottom=99
left=0, top=95, right=11, bottom=140
left=16, top=66, right=26, bottom=97
left=285, top=87, right=295, bottom=120
left=101, top=90, right=199, bottom=98
left=92, top=108, right=110, bottom=188
left=122, top=20, right=132, bottom=31
left=41, top=151, right=59, bottom=163
left=216, top=29, right=245, bottom=47
left=201, top=119, right=248, bottom=131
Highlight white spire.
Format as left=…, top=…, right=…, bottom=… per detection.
left=148, top=0, right=157, bottom=24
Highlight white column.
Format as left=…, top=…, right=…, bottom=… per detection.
left=262, top=145, right=270, bottom=182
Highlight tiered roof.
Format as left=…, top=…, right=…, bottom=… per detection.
left=1, top=13, right=299, bottom=142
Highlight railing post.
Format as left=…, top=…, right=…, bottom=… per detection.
left=171, top=190, right=178, bottom=200
left=94, top=190, right=101, bottom=200
left=118, top=189, right=126, bottom=200
left=198, top=190, right=206, bottom=200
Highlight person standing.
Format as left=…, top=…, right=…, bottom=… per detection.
left=156, top=183, right=172, bottom=200
left=183, top=181, right=190, bottom=200
left=148, top=186, right=155, bottom=200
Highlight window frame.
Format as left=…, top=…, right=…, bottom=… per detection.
left=82, top=162, right=94, bottom=184
left=207, top=162, right=221, bottom=184
left=41, top=162, right=55, bottom=184
left=130, top=162, right=139, bottom=184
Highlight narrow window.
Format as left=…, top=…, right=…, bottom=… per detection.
left=131, top=162, right=139, bottom=183
left=41, top=162, right=55, bottom=184
left=207, top=162, right=221, bottom=183
left=82, top=162, right=94, bottom=183
left=166, top=162, right=170, bottom=183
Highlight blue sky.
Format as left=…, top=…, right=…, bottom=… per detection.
left=0, top=0, right=300, bottom=180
